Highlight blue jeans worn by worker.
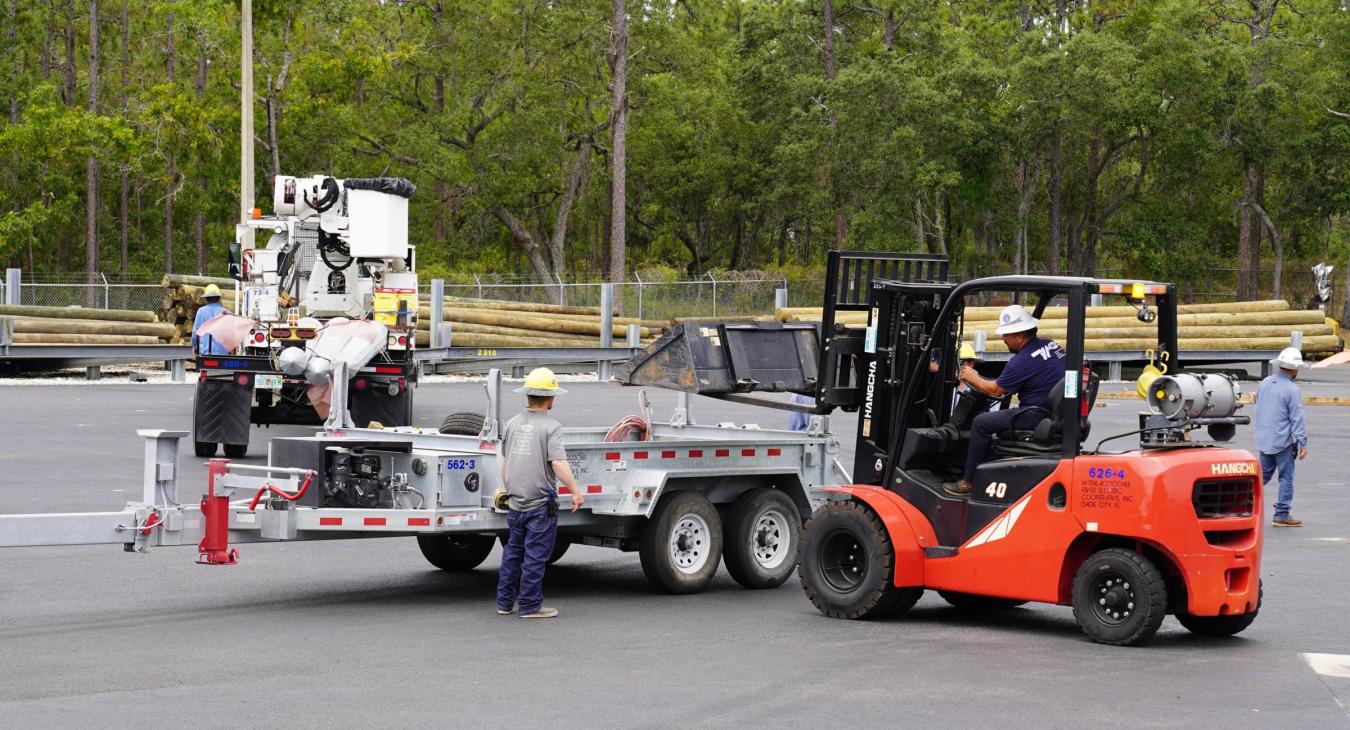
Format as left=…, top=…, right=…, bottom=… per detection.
left=1259, top=445, right=1297, bottom=520
left=963, top=406, right=1045, bottom=483
left=496, top=503, right=559, bottom=615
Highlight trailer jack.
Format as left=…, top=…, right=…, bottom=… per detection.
left=198, top=459, right=238, bottom=565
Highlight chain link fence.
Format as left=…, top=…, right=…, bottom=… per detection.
left=3, top=272, right=165, bottom=312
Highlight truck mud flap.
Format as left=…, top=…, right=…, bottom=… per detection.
left=194, top=378, right=252, bottom=445
left=349, top=383, right=414, bottom=427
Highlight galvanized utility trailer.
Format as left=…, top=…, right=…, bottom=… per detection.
left=0, top=370, right=846, bottom=594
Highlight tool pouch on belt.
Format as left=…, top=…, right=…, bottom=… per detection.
left=546, top=490, right=559, bottom=518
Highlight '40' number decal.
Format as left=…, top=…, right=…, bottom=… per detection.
left=1087, top=467, right=1127, bottom=479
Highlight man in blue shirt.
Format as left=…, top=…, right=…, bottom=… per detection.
left=191, top=284, right=232, bottom=355
left=787, top=393, right=815, bottom=431
left=1254, top=347, right=1309, bottom=527
left=944, top=304, right=1065, bottom=497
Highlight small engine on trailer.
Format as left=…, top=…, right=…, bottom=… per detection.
left=321, top=446, right=425, bottom=509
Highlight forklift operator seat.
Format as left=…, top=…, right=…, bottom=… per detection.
left=991, top=372, right=1100, bottom=458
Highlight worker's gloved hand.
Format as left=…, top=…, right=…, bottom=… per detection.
left=492, top=490, right=509, bottom=511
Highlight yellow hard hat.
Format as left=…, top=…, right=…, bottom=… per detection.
left=514, top=367, right=567, bottom=396
left=959, top=343, right=981, bottom=362
left=203, top=284, right=222, bottom=299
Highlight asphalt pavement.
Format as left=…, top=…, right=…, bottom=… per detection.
left=1, top=379, right=1349, bottom=728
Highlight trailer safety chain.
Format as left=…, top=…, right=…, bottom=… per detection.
left=247, top=471, right=317, bottom=512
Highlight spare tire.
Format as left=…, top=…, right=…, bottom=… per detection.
left=440, top=411, right=485, bottom=436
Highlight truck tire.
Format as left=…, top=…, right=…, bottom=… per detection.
left=798, top=501, right=923, bottom=620
left=194, top=441, right=218, bottom=458
left=1071, top=548, right=1167, bottom=646
left=1176, top=581, right=1261, bottom=637
left=439, top=411, right=485, bottom=436
left=223, top=442, right=248, bottom=458
left=639, top=492, right=723, bottom=594
left=416, top=534, right=496, bottom=572
left=938, top=591, right=1026, bottom=611
left=722, top=488, right=801, bottom=589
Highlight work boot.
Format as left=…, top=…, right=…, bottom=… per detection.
left=942, top=480, right=972, bottom=498
left=520, top=607, right=559, bottom=619
left=496, top=606, right=514, bottom=615
left=1272, top=517, right=1303, bottom=527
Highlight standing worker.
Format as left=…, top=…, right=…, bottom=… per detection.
left=191, top=284, right=232, bottom=355
left=786, top=392, right=815, bottom=432
left=496, top=367, right=584, bottom=618
left=1255, top=347, right=1309, bottom=527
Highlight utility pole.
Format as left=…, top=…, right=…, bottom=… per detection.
left=239, top=0, right=255, bottom=249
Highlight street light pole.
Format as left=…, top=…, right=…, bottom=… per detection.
left=239, top=0, right=255, bottom=248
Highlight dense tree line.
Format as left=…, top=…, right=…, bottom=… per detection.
left=3, top=1, right=1350, bottom=305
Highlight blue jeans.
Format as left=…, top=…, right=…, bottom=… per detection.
left=496, top=505, right=558, bottom=615
left=1259, top=445, right=1297, bottom=520
left=964, top=406, right=1046, bottom=482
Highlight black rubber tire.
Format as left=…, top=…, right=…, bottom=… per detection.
left=416, top=534, right=496, bottom=572
left=194, top=440, right=218, bottom=458
left=938, top=591, right=1027, bottom=611
left=223, top=442, right=248, bottom=459
left=1071, top=548, right=1168, bottom=646
left=639, top=492, right=723, bottom=594
left=723, top=488, right=802, bottom=589
left=1176, top=581, right=1262, bottom=637
left=439, top=411, right=486, bottom=436
left=497, top=534, right=571, bottom=565
left=798, top=501, right=924, bottom=619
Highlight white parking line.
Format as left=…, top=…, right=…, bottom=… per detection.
left=1304, top=653, right=1350, bottom=679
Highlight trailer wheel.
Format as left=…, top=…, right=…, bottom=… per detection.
left=439, top=411, right=486, bottom=436
left=723, top=488, right=801, bottom=589
left=417, top=534, right=496, bottom=572
left=223, top=443, right=248, bottom=458
left=498, top=534, right=572, bottom=565
left=798, top=501, right=923, bottom=619
left=639, top=492, right=723, bottom=594
left=938, top=591, right=1026, bottom=611
left=194, top=441, right=218, bottom=458
left=1071, top=548, right=1167, bottom=646
left=1176, top=581, right=1261, bottom=637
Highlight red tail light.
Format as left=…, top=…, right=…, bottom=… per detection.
left=237, top=374, right=251, bottom=386
left=252, top=332, right=265, bottom=344
left=354, top=378, right=367, bottom=390
left=374, top=366, right=402, bottom=375
left=397, top=335, right=407, bottom=346
left=271, top=328, right=292, bottom=339
left=296, top=329, right=316, bottom=339
left=202, top=359, right=220, bottom=367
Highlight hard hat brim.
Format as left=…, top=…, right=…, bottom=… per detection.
left=1269, top=357, right=1306, bottom=370
left=513, top=385, right=567, bottom=395
left=994, top=319, right=1039, bottom=335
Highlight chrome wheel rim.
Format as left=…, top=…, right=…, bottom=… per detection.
left=752, top=508, right=791, bottom=570
left=670, top=513, right=711, bottom=574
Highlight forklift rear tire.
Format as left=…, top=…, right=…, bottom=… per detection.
left=417, top=534, right=496, bottom=572
left=723, top=488, right=801, bottom=589
left=798, top=501, right=923, bottom=620
left=1071, top=548, right=1167, bottom=646
left=938, top=591, right=1027, bottom=611
left=194, top=441, right=218, bottom=458
left=223, top=443, right=248, bottom=459
left=1176, top=581, right=1261, bottom=637
left=639, top=492, right=723, bottom=594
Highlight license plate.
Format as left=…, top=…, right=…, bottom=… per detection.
left=255, top=374, right=284, bottom=390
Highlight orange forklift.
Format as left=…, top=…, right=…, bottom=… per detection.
left=795, top=251, right=1263, bottom=645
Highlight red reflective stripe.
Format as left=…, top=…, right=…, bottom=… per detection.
left=741, top=448, right=756, bottom=457
left=408, top=517, right=431, bottom=527
left=364, top=517, right=386, bottom=526
left=688, top=450, right=703, bottom=458
left=559, top=487, right=572, bottom=495
left=715, top=449, right=730, bottom=457
left=319, top=517, right=342, bottom=526
left=633, top=451, right=649, bottom=460
left=767, top=448, right=782, bottom=456
left=605, top=452, right=621, bottom=461
left=587, top=485, right=603, bottom=494
left=661, top=450, right=676, bottom=459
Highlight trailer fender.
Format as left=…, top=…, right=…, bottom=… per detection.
left=822, top=486, right=931, bottom=588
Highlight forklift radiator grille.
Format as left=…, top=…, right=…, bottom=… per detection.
left=1192, top=478, right=1255, bottom=519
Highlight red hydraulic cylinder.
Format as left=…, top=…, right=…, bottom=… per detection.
left=197, top=458, right=239, bottom=565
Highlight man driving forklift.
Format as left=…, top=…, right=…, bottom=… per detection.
left=943, top=304, right=1065, bottom=497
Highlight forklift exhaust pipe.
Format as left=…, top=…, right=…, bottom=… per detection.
left=197, top=458, right=239, bottom=566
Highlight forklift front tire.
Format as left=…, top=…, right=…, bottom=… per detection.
left=798, top=501, right=923, bottom=620
left=1071, top=548, right=1167, bottom=646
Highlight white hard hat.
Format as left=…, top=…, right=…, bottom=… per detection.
left=994, top=304, right=1039, bottom=335
left=1270, top=347, right=1306, bottom=371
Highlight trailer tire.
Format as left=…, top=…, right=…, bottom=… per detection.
left=1176, top=581, right=1261, bottom=637
left=439, top=411, right=486, bottom=436
left=639, top=492, right=723, bottom=594
left=417, top=534, right=496, bottom=572
left=223, top=442, right=248, bottom=458
left=938, top=591, right=1026, bottom=611
left=722, top=488, right=801, bottom=589
left=798, top=501, right=923, bottom=620
left=1071, top=548, right=1167, bottom=646
left=194, top=440, right=218, bottom=458
left=498, top=534, right=572, bottom=565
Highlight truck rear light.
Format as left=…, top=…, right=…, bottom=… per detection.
left=296, top=329, right=316, bottom=339
left=236, top=374, right=251, bottom=386
left=272, top=327, right=292, bottom=339
left=252, top=332, right=265, bottom=344
left=202, top=359, right=220, bottom=367
left=397, top=335, right=407, bottom=346
left=374, top=366, right=402, bottom=375
left=354, top=378, right=367, bottom=390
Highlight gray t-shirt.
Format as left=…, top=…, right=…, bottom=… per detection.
left=501, top=410, right=567, bottom=511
